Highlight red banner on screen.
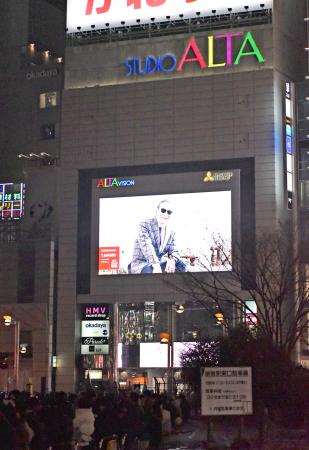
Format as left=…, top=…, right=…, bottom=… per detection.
left=98, top=247, right=120, bottom=271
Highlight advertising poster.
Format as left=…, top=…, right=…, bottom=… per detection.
left=98, top=191, right=231, bottom=275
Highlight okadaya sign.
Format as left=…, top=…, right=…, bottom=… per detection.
left=201, top=367, right=253, bottom=416
left=67, top=0, right=272, bottom=33
left=125, top=31, right=264, bottom=77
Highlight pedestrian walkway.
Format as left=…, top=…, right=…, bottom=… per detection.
left=163, top=417, right=309, bottom=450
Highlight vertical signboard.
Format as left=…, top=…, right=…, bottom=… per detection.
left=201, top=367, right=253, bottom=416
left=285, top=82, right=294, bottom=210
left=81, top=304, right=110, bottom=355
left=0, top=183, right=25, bottom=220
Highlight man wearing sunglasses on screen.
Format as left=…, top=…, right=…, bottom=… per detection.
left=129, top=199, right=187, bottom=274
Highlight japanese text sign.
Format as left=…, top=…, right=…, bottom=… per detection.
left=201, top=367, right=253, bottom=416
left=67, top=0, right=272, bottom=32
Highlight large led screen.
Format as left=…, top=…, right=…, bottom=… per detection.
left=98, top=191, right=231, bottom=275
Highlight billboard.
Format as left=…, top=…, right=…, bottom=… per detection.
left=0, top=183, right=25, bottom=220
left=67, top=0, right=272, bottom=33
left=98, top=191, right=231, bottom=275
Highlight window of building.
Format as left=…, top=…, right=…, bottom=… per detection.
left=39, top=91, right=59, bottom=109
left=40, top=124, right=56, bottom=140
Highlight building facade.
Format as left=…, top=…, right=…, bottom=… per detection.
left=0, top=0, right=65, bottom=392
left=1, top=0, right=308, bottom=393
left=52, top=0, right=307, bottom=392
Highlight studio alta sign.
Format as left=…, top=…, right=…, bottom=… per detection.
left=124, top=31, right=264, bottom=77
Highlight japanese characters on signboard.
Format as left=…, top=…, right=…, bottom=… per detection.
left=0, top=183, right=25, bottom=220
left=201, top=367, right=253, bottom=416
left=81, top=304, right=110, bottom=355
left=67, top=0, right=272, bottom=32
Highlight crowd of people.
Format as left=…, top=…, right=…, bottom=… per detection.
left=0, top=388, right=192, bottom=450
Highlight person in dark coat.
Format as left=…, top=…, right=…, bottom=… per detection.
left=0, top=408, right=14, bottom=450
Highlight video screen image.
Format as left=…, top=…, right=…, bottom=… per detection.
left=98, top=191, right=231, bottom=275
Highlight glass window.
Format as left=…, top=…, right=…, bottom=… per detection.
left=39, top=92, right=59, bottom=109
left=40, top=124, right=56, bottom=140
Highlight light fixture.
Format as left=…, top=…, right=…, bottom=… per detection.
left=175, top=304, right=185, bottom=314
left=160, top=332, right=170, bottom=344
left=215, top=312, right=224, bottom=323
left=3, top=315, right=12, bottom=326
left=29, top=43, right=35, bottom=50
left=192, top=331, right=198, bottom=339
left=19, top=344, right=27, bottom=354
left=57, top=57, right=63, bottom=63
left=29, top=153, right=43, bottom=158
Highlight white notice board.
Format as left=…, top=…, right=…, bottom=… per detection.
left=201, top=367, right=253, bottom=416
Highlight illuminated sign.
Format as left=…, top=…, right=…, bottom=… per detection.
left=81, top=304, right=110, bottom=355
left=81, top=304, right=109, bottom=319
left=97, top=178, right=135, bottom=188
left=67, top=0, right=272, bottom=32
left=0, top=183, right=25, bottom=220
left=285, top=82, right=294, bottom=209
left=125, top=32, right=265, bottom=77
left=203, top=171, right=233, bottom=182
left=81, top=320, right=110, bottom=337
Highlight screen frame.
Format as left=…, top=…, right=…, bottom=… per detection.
left=77, top=159, right=255, bottom=295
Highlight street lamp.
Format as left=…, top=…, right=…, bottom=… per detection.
left=2, top=315, right=20, bottom=389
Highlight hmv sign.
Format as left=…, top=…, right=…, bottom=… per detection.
left=81, top=304, right=109, bottom=320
